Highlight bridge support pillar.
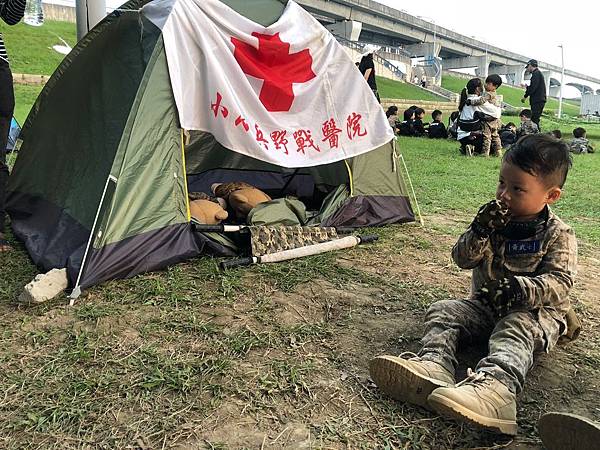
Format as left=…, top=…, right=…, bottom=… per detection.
left=325, top=20, right=362, bottom=41
left=494, top=64, right=525, bottom=86
left=404, top=42, right=440, bottom=58
left=442, top=55, right=489, bottom=78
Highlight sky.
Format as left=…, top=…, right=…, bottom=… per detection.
left=377, top=0, right=599, bottom=80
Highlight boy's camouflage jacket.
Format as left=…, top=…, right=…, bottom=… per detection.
left=452, top=207, right=577, bottom=348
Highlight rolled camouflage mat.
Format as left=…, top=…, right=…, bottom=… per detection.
left=248, top=225, right=339, bottom=256
left=220, top=234, right=378, bottom=269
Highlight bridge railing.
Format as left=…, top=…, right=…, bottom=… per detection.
left=332, top=35, right=406, bottom=81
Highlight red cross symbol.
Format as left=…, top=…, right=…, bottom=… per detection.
left=231, top=32, right=316, bottom=112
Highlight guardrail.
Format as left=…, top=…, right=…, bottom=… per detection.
left=333, top=35, right=406, bottom=81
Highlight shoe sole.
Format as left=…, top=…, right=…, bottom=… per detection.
left=427, top=391, right=518, bottom=436
left=538, top=412, right=600, bottom=450
left=369, top=356, right=452, bottom=408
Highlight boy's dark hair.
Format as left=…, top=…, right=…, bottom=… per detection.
left=505, top=122, right=516, bottom=129
left=450, top=111, right=459, bottom=121
left=414, top=107, right=425, bottom=116
left=519, top=109, right=532, bottom=119
left=551, top=129, right=562, bottom=139
left=432, top=109, right=442, bottom=120
left=403, top=108, right=414, bottom=121
left=573, top=127, right=586, bottom=138
left=458, top=77, right=482, bottom=111
left=503, top=134, right=572, bottom=188
left=485, top=74, right=503, bottom=88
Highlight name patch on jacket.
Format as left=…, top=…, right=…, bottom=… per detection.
left=505, top=240, right=541, bottom=255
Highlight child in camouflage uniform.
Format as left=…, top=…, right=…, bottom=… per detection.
left=370, top=134, right=577, bottom=436
left=467, top=74, right=503, bottom=156
left=517, top=109, right=539, bottom=138
left=568, top=127, right=595, bottom=154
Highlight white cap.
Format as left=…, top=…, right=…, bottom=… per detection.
left=361, top=44, right=381, bottom=56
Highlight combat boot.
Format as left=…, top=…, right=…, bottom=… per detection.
left=369, top=353, right=455, bottom=408
left=538, top=412, right=600, bottom=450
left=427, top=370, right=517, bottom=435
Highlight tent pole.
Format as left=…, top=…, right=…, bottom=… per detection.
left=69, top=174, right=117, bottom=304
left=180, top=129, right=191, bottom=222
left=399, top=152, right=424, bottom=226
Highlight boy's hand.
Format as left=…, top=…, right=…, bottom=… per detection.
left=471, top=200, right=511, bottom=236
left=475, top=277, right=524, bottom=318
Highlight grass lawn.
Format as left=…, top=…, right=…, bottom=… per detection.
left=3, top=27, right=600, bottom=449
left=377, top=76, right=446, bottom=101
left=442, top=74, right=581, bottom=116
left=400, top=134, right=600, bottom=247
left=13, top=84, right=43, bottom=124
left=2, top=20, right=76, bottom=75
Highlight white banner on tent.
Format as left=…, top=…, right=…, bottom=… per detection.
left=154, top=0, right=394, bottom=168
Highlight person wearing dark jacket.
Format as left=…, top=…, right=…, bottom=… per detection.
left=0, top=0, right=26, bottom=252
left=412, top=107, right=428, bottom=137
left=521, top=59, right=546, bottom=130
left=397, top=108, right=415, bottom=137
left=358, top=49, right=380, bottom=103
left=428, top=110, right=447, bottom=139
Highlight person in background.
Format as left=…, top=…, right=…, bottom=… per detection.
left=447, top=111, right=459, bottom=139
left=568, top=127, right=595, bottom=154
left=500, top=122, right=518, bottom=148
left=467, top=74, right=503, bottom=156
left=456, top=77, right=485, bottom=155
left=385, top=105, right=399, bottom=134
left=517, top=109, right=539, bottom=138
left=413, top=107, right=428, bottom=137
left=397, top=108, right=415, bottom=137
left=359, top=45, right=380, bottom=103
left=413, top=75, right=419, bottom=85
left=521, top=59, right=546, bottom=130
left=0, top=0, right=26, bottom=252
left=550, top=130, right=562, bottom=139
left=421, top=74, right=427, bottom=88
left=428, top=110, right=447, bottom=139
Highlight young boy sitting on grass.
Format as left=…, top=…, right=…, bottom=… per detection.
left=517, top=109, right=539, bottom=138
left=428, top=109, right=447, bottom=139
left=568, top=127, right=595, bottom=154
left=370, top=134, right=578, bottom=436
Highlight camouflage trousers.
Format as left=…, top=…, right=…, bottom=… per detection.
left=418, top=299, right=548, bottom=394
left=482, top=119, right=502, bottom=156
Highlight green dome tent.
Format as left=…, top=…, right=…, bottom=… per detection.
left=7, top=0, right=416, bottom=296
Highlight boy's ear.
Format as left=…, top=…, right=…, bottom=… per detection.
left=546, top=187, right=562, bottom=204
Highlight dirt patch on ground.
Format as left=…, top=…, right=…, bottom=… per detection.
left=1, top=214, right=599, bottom=449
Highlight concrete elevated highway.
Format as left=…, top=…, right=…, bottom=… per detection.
left=296, top=0, right=600, bottom=95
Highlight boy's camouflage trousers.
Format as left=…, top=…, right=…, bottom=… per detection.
left=417, top=298, right=557, bottom=394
